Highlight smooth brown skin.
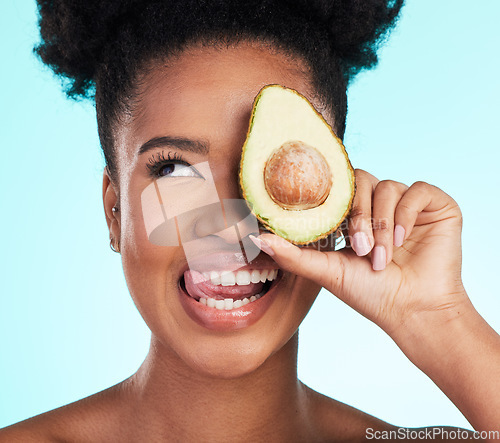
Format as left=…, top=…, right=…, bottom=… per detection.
left=0, top=43, right=486, bottom=441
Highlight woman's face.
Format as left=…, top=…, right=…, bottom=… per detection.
left=107, top=43, right=329, bottom=378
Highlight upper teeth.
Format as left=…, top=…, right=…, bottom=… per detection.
left=202, top=269, right=278, bottom=286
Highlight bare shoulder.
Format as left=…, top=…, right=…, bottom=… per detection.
left=304, top=383, right=395, bottom=441
left=303, top=384, right=479, bottom=442
left=0, top=381, right=131, bottom=443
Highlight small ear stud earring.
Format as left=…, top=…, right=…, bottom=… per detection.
left=112, top=206, right=119, bottom=213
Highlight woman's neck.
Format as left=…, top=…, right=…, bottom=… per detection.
left=123, top=333, right=314, bottom=441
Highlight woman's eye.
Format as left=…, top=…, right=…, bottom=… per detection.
left=158, top=162, right=202, bottom=178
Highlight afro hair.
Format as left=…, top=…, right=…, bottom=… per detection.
left=35, top=0, right=404, bottom=178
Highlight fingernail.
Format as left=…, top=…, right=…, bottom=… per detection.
left=372, top=246, right=386, bottom=271
left=249, top=235, right=275, bottom=256
left=352, top=232, right=371, bottom=256
left=394, top=224, right=405, bottom=247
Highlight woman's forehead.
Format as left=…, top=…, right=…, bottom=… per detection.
left=128, top=44, right=315, bottom=142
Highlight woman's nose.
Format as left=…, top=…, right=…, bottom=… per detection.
left=194, top=199, right=259, bottom=244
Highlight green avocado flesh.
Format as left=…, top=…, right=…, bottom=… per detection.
left=239, top=85, right=355, bottom=245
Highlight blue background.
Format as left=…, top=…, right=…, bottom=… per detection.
left=1, top=0, right=499, bottom=430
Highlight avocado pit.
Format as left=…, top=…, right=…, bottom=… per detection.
left=263, top=140, right=332, bottom=210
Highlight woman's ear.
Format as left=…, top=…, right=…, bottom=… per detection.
left=103, top=168, right=121, bottom=243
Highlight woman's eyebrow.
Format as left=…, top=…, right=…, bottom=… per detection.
left=138, top=136, right=210, bottom=155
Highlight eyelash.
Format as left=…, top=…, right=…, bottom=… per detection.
left=146, top=151, right=189, bottom=177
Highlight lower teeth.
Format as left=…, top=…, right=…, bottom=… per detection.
left=199, top=293, right=264, bottom=310
left=185, top=273, right=276, bottom=311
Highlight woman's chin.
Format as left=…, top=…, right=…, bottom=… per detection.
left=142, top=268, right=316, bottom=380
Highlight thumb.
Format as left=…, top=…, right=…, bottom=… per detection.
left=250, top=233, right=346, bottom=291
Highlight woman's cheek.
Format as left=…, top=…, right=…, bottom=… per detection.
left=120, top=190, right=178, bottom=306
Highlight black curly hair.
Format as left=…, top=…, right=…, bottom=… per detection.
left=35, top=0, right=404, bottom=181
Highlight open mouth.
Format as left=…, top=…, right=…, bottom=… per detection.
left=180, top=268, right=281, bottom=311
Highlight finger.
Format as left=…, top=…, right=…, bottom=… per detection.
left=348, top=169, right=378, bottom=257
left=250, top=234, right=345, bottom=291
left=394, top=181, right=461, bottom=241
left=371, top=180, right=408, bottom=270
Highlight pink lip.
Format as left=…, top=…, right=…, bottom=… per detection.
left=178, top=272, right=282, bottom=332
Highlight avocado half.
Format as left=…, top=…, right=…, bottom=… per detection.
left=239, top=85, right=355, bottom=245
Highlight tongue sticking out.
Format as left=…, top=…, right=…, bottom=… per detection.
left=184, top=270, right=265, bottom=301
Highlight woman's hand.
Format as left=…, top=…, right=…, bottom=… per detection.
left=254, top=168, right=468, bottom=337
left=253, top=168, right=500, bottom=432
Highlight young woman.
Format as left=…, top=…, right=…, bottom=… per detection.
left=1, top=0, right=499, bottom=440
